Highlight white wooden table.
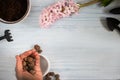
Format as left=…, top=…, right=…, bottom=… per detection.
left=0, top=0, right=120, bottom=80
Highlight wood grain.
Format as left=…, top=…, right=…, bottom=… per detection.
left=0, top=0, right=120, bottom=80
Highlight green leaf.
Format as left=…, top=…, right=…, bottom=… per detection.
left=101, top=0, right=114, bottom=7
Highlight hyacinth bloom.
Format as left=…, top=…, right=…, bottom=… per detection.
left=40, top=0, right=79, bottom=28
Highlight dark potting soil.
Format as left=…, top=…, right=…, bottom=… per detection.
left=0, top=0, right=27, bottom=21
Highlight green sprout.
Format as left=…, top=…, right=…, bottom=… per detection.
left=100, top=0, right=114, bottom=7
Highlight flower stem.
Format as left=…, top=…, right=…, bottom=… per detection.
left=77, top=0, right=100, bottom=8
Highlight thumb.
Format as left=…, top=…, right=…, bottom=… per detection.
left=16, top=55, right=23, bottom=72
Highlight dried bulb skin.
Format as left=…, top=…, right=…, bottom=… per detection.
left=23, top=66, right=27, bottom=70
left=22, top=44, right=42, bottom=75
left=22, top=56, right=36, bottom=75
left=55, top=74, right=60, bottom=79
left=22, top=61, right=26, bottom=67
left=24, top=57, right=27, bottom=61
left=47, top=72, right=55, bottom=76
left=56, top=78, right=60, bottom=80
left=34, top=44, right=42, bottom=53
left=29, top=70, right=36, bottom=75
left=27, top=57, right=34, bottom=62
left=44, top=76, right=52, bottom=80
left=44, top=72, right=60, bottom=80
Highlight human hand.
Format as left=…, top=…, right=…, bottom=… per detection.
left=15, top=49, right=43, bottom=80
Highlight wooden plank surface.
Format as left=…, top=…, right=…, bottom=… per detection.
left=0, top=0, right=120, bottom=80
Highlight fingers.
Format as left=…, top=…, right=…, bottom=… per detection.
left=34, top=52, right=41, bottom=72
left=18, top=49, right=42, bottom=74
left=20, top=49, right=36, bottom=60
left=16, top=55, right=23, bottom=72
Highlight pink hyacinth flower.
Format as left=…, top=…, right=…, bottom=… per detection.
left=40, top=0, right=79, bottom=28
